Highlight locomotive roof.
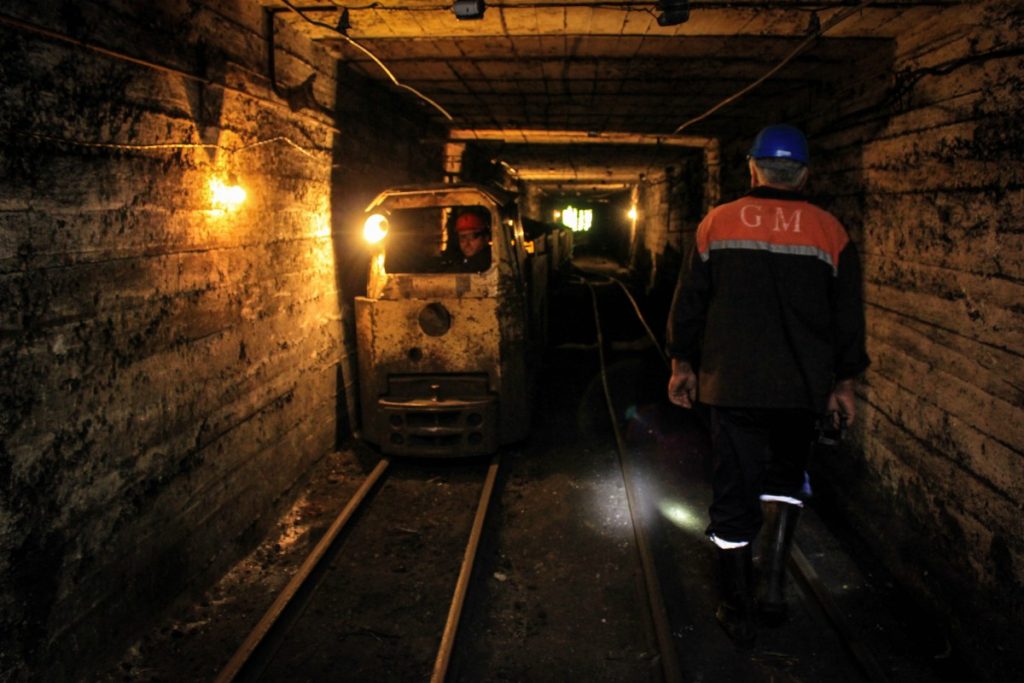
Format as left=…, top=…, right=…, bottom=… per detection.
left=364, top=183, right=515, bottom=212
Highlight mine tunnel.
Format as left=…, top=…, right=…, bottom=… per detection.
left=0, top=1, right=1021, bottom=681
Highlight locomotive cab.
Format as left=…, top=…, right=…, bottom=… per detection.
left=354, top=184, right=538, bottom=457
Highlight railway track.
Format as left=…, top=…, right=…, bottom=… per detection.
left=211, top=271, right=890, bottom=683
left=214, top=455, right=500, bottom=683
left=581, top=270, right=890, bottom=683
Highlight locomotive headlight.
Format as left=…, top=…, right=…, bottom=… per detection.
left=363, top=213, right=389, bottom=244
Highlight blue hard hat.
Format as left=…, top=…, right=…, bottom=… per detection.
left=749, top=124, right=809, bottom=164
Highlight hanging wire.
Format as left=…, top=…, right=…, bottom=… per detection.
left=233, top=135, right=324, bottom=159
left=672, top=0, right=878, bottom=135
left=570, top=271, right=670, bottom=369
left=608, top=275, right=670, bottom=370
left=19, top=131, right=328, bottom=159
left=0, top=11, right=341, bottom=135
left=280, top=0, right=453, bottom=121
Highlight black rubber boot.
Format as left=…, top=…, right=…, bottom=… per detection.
left=715, top=545, right=755, bottom=648
left=757, top=500, right=801, bottom=625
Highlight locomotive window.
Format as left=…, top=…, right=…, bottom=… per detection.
left=383, top=205, right=493, bottom=274
left=383, top=207, right=448, bottom=274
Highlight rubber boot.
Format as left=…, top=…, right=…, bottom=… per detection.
left=715, top=545, right=755, bottom=648
left=757, top=500, right=801, bottom=625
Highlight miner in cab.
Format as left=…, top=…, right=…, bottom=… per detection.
left=447, top=209, right=493, bottom=273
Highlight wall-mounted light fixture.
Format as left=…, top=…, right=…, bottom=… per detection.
left=453, top=0, right=486, bottom=20
left=210, top=173, right=246, bottom=211
left=657, top=0, right=690, bottom=26
left=627, top=206, right=638, bottom=221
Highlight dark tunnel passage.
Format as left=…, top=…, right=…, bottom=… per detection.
left=0, top=2, right=1021, bottom=681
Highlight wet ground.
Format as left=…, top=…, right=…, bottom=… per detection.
left=101, top=258, right=968, bottom=683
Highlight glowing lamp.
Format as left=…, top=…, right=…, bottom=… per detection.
left=210, top=175, right=246, bottom=210
left=363, top=213, right=389, bottom=244
left=562, top=205, right=593, bottom=232
left=208, top=175, right=246, bottom=209
left=627, top=206, right=638, bottom=221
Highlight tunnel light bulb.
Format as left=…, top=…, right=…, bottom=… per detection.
left=627, top=206, right=638, bottom=221
left=562, top=206, right=593, bottom=232
left=453, top=0, right=486, bottom=20
left=210, top=176, right=246, bottom=211
left=656, top=0, right=690, bottom=26
left=363, top=213, right=389, bottom=244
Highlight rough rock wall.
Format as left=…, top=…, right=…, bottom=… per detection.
left=635, top=151, right=707, bottom=296
left=808, top=0, right=1024, bottom=672
left=0, top=1, right=440, bottom=679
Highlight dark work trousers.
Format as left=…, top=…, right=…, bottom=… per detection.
left=706, top=406, right=817, bottom=544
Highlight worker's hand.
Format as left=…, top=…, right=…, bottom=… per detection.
left=668, top=359, right=698, bottom=409
left=826, top=379, right=857, bottom=428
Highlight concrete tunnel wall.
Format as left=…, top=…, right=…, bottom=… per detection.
left=635, top=0, right=1023, bottom=673
left=0, top=1, right=442, bottom=678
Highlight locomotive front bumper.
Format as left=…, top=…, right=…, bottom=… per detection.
left=377, top=394, right=498, bottom=457
left=373, top=375, right=498, bottom=457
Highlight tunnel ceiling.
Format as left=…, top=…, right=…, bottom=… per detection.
left=261, top=1, right=955, bottom=186
left=486, top=142, right=705, bottom=193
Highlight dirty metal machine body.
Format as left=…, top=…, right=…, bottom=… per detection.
left=355, top=184, right=553, bottom=457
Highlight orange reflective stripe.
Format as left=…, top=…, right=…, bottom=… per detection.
left=696, top=196, right=849, bottom=273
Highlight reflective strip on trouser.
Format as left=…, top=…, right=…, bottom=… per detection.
left=709, top=534, right=750, bottom=549
left=759, top=494, right=804, bottom=507
left=706, top=407, right=816, bottom=543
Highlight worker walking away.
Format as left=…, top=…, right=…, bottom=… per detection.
left=665, top=124, right=869, bottom=647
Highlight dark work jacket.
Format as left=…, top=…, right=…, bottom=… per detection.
left=454, top=247, right=492, bottom=273
left=666, top=187, right=870, bottom=412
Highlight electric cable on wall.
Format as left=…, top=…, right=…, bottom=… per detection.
left=672, top=0, right=878, bottom=135
left=15, top=132, right=327, bottom=160
left=0, top=10, right=342, bottom=135
left=281, top=0, right=453, bottom=121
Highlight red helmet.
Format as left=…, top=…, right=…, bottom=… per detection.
left=456, top=212, right=488, bottom=233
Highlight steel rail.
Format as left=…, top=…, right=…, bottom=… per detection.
left=790, top=545, right=891, bottom=683
left=214, top=457, right=391, bottom=683
left=578, top=270, right=888, bottom=682
left=430, top=453, right=502, bottom=683
left=586, top=282, right=684, bottom=683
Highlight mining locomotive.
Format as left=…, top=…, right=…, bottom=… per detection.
left=355, top=183, right=568, bottom=457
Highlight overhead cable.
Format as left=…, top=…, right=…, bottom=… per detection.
left=672, top=0, right=877, bottom=135
left=17, top=132, right=328, bottom=160
left=281, top=0, right=453, bottom=121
